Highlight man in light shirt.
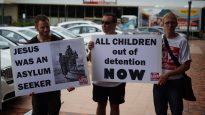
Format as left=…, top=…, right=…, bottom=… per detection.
left=88, top=12, right=126, bottom=115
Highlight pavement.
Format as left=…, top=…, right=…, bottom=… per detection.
left=0, top=39, right=205, bottom=115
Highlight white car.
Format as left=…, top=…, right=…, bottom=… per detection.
left=66, top=24, right=105, bottom=51
left=25, top=26, right=81, bottom=40
left=0, top=27, right=37, bottom=44
left=66, top=24, right=123, bottom=53
left=0, top=37, right=16, bottom=105
left=66, top=24, right=122, bottom=37
left=57, top=20, right=98, bottom=28
left=50, top=26, right=82, bottom=39
left=66, top=24, right=105, bottom=38
left=0, top=34, right=17, bottom=46
left=136, top=27, right=186, bottom=37
left=136, top=27, right=164, bottom=34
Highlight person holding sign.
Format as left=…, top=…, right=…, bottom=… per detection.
left=88, top=13, right=126, bottom=115
left=153, top=12, right=192, bottom=115
left=28, top=15, right=75, bottom=115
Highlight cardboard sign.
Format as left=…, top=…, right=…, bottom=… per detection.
left=11, top=38, right=90, bottom=96
left=91, top=34, right=162, bottom=83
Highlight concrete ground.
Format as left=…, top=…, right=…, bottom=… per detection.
left=0, top=40, right=205, bottom=115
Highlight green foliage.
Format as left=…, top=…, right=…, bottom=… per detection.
left=11, top=21, right=34, bottom=27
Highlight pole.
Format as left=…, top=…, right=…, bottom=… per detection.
left=187, top=1, right=192, bottom=40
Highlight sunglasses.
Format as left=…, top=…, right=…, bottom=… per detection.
left=164, top=21, right=176, bottom=26
left=102, top=21, right=113, bottom=25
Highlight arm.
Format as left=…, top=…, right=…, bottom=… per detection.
left=158, top=60, right=191, bottom=85
left=67, top=87, right=75, bottom=92
left=87, top=41, right=94, bottom=61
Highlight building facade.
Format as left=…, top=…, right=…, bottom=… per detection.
left=0, top=0, right=204, bottom=31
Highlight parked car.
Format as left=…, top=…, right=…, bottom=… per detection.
left=57, top=20, right=98, bottom=28
left=66, top=24, right=104, bottom=48
left=136, top=27, right=164, bottom=34
left=66, top=24, right=123, bottom=53
left=0, top=34, right=17, bottom=46
left=0, top=38, right=15, bottom=105
left=25, top=26, right=89, bottom=53
left=50, top=26, right=82, bottom=39
left=66, top=24, right=122, bottom=37
left=25, top=26, right=81, bottom=40
left=136, top=27, right=186, bottom=37
left=0, top=27, right=37, bottom=44
left=66, top=24, right=104, bottom=38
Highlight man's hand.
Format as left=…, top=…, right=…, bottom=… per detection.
left=67, top=87, right=75, bottom=92
left=158, top=74, right=169, bottom=85
left=29, top=92, right=35, bottom=96
left=87, top=41, right=94, bottom=61
left=88, top=41, right=94, bottom=50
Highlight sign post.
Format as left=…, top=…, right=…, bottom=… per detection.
left=187, top=1, right=192, bottom=40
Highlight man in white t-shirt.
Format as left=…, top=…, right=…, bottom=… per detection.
left=88, top=12, right=126, bottom=115
left=153, top=12, right=192, bottom=115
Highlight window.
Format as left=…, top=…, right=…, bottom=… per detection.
left=103, top=7, right=112, bottom=14
left=67, top=6, right=76, bottom=17
left=0, top=36, right=11, bottom=49
left=149, top=28, right=159, bottom=33
left=63, top=23, right=76, bottom=28
left=18, top=5, right=26, bottom=18
left=87, top=26, right=101, bottom=33
left=94, top=7, right=102, bottom=18
left=68, top=27, right=81, bottom=34
left=123, top=7, right=138, bottom=16
left=18, top=30, right=37, bottom=38
left=59, top=6, right=65, bottom=17
left=34, top=5, right=41, bottom=16
left=42, top=5, right=50, bottom=16
left=138, top=28, right=149, bottom=32
left=0, top=30, right=26, bottom=43
left=50, top=5, right=58, bottom=17
left=76, top=6, right=84, bottom=18
left=85, top=7, right=93, bottom=17
left=26, top=5, right=34, bottom=17
left=113, top=7, right=122, bottom=18
left=81, top=27, right=87, bottom=33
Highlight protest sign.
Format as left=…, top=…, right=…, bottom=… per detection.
left=91, top=34, right=162, bottom=83
left=10, top=38, right=90, bottom=96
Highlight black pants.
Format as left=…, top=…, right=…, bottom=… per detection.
left=93, top=83, right=126, bottom=104
left=153, top=79, right=183, bottom=115
left=32, top=91, right=61, bottom=115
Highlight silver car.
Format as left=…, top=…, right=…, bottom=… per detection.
left=0, top=27, right=37, bottom=44
left=0, top=35, right=16, bottom=108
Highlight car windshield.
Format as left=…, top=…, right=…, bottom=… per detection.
left=18, top=30, right=37, bottom=38
left=121, top=17, right=129, bottom=24
left=158, top=28, right=163, bottom=31
left=52, top=27, right=80, bottom=38
left=0, top=37, right=11, bottom=49
left=138, top=28, right=149, bottom=32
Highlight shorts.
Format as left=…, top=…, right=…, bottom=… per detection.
left=32, top=91, right=61, bottom=115
left=92, top=83, right=126, bottom=104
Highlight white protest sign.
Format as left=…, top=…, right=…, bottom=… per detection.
left=91, top=34, right=162, bottom=83
left=10, top=38, right=90, bottom=96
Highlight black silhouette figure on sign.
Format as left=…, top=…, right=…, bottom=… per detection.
left=59, top=45, right=79, bottom=81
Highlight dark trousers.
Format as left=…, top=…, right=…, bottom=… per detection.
left=153, top=79, right=183, bottom=115
left=32, top=91, right=61, bottom=115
